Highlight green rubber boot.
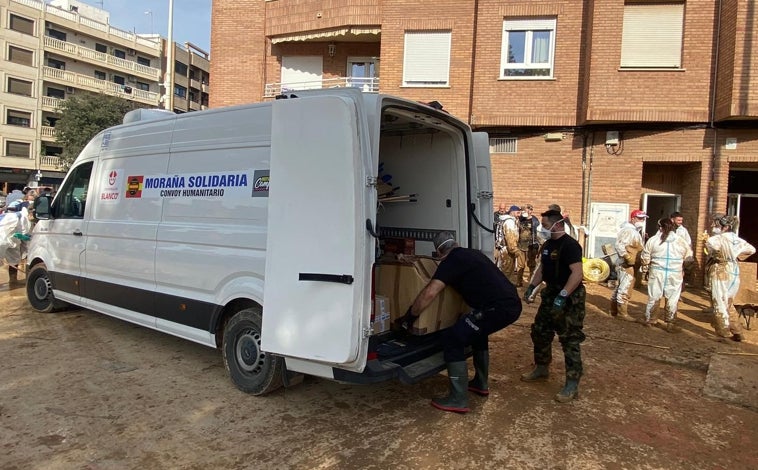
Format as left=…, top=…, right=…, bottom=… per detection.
left=520, top=364, right=549, bottom=382
left=468, top=350, right=489, bottom=396
left=431, top=361, right=470, bottom=413
left=554, top=379, right=579, bottom=403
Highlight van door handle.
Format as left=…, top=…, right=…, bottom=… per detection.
left=299, top=273, right=354, bottom=285
left=72, top=229, right=83, bottom=236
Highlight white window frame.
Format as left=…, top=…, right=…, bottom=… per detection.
left=620, top=3, right=685, bottom=69
left=402, top=31, right=451, bottom=87
left=500, top=18, right=557, bottom=80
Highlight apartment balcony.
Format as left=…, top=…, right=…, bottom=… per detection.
left=11, top=0, right=160, bottom=53
left=263, top=76, right=379, bottom=98
left=189, top=100, right=201, bottom=111
left=40, top=126, right=57, bottom=139
left=190, top=78, right=202, bottom=90
left=43, top=67, right=160, bottom=106
left=40, top=155, right=63, bottom=171
left=44, top=37, right=161, bottom=81
left=264, top=0, right=380, bottom=40
left=41, top=96, right=64, bottom=111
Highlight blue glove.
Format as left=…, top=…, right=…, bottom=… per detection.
left=552, top=295, right=567, bottom=311
left=524, top=284, right=536, bottom=302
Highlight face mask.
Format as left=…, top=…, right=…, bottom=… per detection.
left=634, top=221, right=646, bottom=229
left=711, top=227, right=721, bottom=235
left=499, top=214, right=508, bottom=221
left=538, top=226, right=552, bottom=238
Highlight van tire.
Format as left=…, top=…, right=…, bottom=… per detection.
left=223, top=307, right=283, bottom=395
left=26, top=263, right=68, bottom=313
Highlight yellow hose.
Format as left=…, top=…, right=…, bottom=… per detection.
left=583, top=258, right=610, bottom=283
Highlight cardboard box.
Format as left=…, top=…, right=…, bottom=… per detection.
left=734, top=261, right=758, bottom=306
left=374, top=257, right=468, bottom=335
left=373, top=295, right=391, bottom=335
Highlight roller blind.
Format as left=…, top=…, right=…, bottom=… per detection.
left=403, top=31, right=451, bottom=86
left=7, top=77, right=33, bottom=96
left=621, top=3, right=684, bottom=68
left=6, top=141, right=31, bottom=158
left=9, top=46, right=34, bottom=66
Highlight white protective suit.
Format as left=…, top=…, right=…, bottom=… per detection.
left=0, top=207, right=31, bottom=267
left=705, top=232, right=756, bottom=333
left=611, top=222, right=644, bottom=305
left=641, top=230, right=693, bottom=322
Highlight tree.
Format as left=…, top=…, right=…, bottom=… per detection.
left=54, top=93, right=139, bottom=169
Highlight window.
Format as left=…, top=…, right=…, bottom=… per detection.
left=46, top=116, right=59, bottom=127
left=46, top=28, right=67, bottom=41
left=10, top=14, right=34, bottom=35
left=136, top=81, right=150, bottom=91
left=489, top=137, right=518, bottom=154
left=5, top=141, right=31, bottom=158
left=113, top=75, right=125, bottom=85
left=47, top=58, right=66, bottom=70
left=175, top=61, right=188, bottom=76
left=621, top=3, right=684, bottom=68
left=7, top=77, right=33, bottom=96
left=113, top=49, right=126, bottom=59
left=94, top=70, right=106, bottom=80
left=189, top=91, right=197, bottom=102
left=8, top=46, right=34, bottom=66
left=501, top=18, right=556, bottom=78
left=174, top=84, right=187, bottom=98
left=95, top=43, right=107, bottom=53
left=53, top=162, right=93, bottom=219
left=6, top=110, right=32, bottom=127
left=402, top=31, right=451, bottom=87
left=47, top=87, right=65, bottom=99
left=137, top=56, right=151, bottom=67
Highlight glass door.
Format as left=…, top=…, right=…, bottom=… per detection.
left=347, top=57, right=378, bottom=91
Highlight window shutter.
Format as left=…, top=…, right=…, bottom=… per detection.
left=621, top=3, right=684, bottom=68
left=9, top=46, right=34, bottom=66
left=8, top=78, right=33, bottom=96
left=403, top=31, right=451, bottom=85
left=6, top=141, right=31, bottom=158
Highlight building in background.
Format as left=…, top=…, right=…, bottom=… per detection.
left=210, top=0, right=758, bottom=281
left=1, top=0, right=210, bottom=194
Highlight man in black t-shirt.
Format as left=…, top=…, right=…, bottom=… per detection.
left=394, top=231, right=522, bottom=413
left=521, top=210, right=586, bottom=403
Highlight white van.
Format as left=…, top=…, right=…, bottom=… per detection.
left=27, top=89, right=494, bottom=394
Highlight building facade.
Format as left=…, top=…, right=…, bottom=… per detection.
left=1, top=0, right=211, bottom=194
left=210, top=0, right=757, bottom=281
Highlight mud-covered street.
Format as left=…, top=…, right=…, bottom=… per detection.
left=1, top=267, right=757, bottom=469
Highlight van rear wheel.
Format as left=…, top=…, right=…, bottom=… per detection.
left=26, top=263, right=69, bottom=313
left=222, top=307, right=283, bottom=395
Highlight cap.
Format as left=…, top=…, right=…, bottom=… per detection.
left=508, top=205, right=521, bottom=213
left=548, top=204, right=562, bottom=212
left=432, top=231, right=456, bottom=252
left=631, top=209, right=648, bottom=219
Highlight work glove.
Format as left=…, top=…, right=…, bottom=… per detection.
left=552, top=295, right=567, bottom=312
left=623, top=254, right=634, bottom=265
left=640, top=264, right=649, bottom=274
left=524, top=284, right=537, bottom=303
left=394, top=307, right=417, bottom=332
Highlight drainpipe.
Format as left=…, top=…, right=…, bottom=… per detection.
left=708, top=0, right=723, bottom=217
left=467, top=0, right=479, bottom=125
left=583, top=132, right=596, bottom=258
left=165, top=0, right=175, bottom=111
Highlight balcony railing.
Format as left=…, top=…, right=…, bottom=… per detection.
left=41, top=126, right=57, bottom=138
left=11, top=0, right=160, bottom=51
left=40, top=155, right=63, bottom=171
left=44, top=37, right=161, bottom=80
left=41, top=96, right=64, bottom=110
left=264, top=77, right=380, bottom=98
left=43, top=67, right=160, bottom=106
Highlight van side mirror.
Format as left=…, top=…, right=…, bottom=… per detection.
left=34, top=194, right=52, bottom=219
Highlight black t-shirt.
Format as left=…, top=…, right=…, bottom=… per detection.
left=433, top=247, right=518, bottom=310
left=540, top=235, right=583, bottom=287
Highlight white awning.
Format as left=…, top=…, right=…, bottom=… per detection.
left=271, top=27, right=380, bottom=44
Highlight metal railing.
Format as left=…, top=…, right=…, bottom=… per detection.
left=11, top=0, right=160, bottom=52
left=263, top=77, right=380, bottom=97
left=43, top=67, right=160, bottom=106
left=44, top=36, right=161, bottom=80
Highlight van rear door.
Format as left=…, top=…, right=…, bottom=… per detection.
left=262, top=91, right=372, bottom=372
left=470, top=132, right=494, bottom=255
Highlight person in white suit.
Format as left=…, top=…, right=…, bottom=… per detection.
left=705, top=215, right=756, bottom=342
left=640, top=218, right=693, bottom=331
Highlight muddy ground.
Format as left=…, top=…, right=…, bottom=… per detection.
left=1, top=266, right=757, bottom=470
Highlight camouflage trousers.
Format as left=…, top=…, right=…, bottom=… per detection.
left=530, top=284, right=586, bottom=380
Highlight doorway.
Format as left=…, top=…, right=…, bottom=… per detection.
left=727, top=193, right=758, bottom=264
left=642, top=193, right=680, bottom=240
left=346, top=57, right=378, bottom=91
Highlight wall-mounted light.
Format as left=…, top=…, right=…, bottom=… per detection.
left=328, top=43, right=336, bottom=57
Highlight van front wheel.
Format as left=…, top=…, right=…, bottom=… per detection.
left=26, top=263, right=69, bottom=313
left=222, top=307, right=283, bottom=395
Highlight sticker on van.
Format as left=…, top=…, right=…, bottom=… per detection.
left=100, top=169, right=123, bottom=202
left=123, top=170, right=257, bottom=199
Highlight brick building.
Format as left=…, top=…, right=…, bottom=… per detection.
left=210, top=0, right=758, bottom=280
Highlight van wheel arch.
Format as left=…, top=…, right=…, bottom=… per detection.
left=222, top=305, right=283, bottom=395
left=26, top=261, right=69, bottom=313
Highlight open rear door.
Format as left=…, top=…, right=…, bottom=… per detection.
left=471, top=132, right=494, bottom=256
left=262, top=92, right=370, bottom=369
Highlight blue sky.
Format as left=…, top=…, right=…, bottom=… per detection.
left=80, top=1, right=212, bottom=53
